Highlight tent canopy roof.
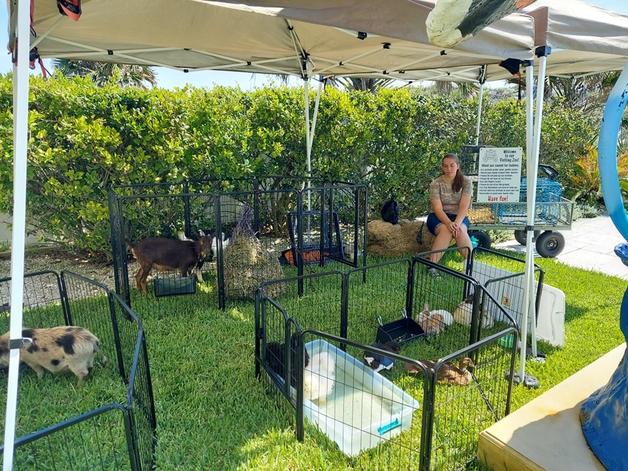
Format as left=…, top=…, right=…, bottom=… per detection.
left=12, top=0, right=628, bottom=83
left=525, top=0, right=628, bottom=77
left=23, top=0, right=534, bottom=81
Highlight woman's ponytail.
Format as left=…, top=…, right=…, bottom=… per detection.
left=452, top=168, right=464, bottom=193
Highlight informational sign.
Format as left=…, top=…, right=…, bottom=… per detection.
left=476, top=147, right=522, bottom=203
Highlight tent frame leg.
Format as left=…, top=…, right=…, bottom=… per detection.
left=3, top=0, right=32, bottom=469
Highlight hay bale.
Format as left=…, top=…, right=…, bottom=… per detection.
left=223, top=235, right=285, bottom=299
left=368, top=219, right=434, bottom=257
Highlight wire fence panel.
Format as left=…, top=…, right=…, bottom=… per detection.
left=61, top=272, right=122, bottom=378
left=345, top=260, right=412, bottom=348
left=124, top=324, right=156, bottom=471
left=0, top=271, right=156, bottom=471
left=218, top=189, right=300, bottom=307
left=1, top=405, right=132, bottom=471
left=259, top=272, right=344, bottom=339
left=256, top=257, right=518, bottom=470
left=468, top=248, right=543, bottom=333
left=326, top=184, right=368, bottom=267
left=298, top=331, right=426, bottom=470
left=429, top=330, right=517, bottom=470
left=0, top=271, right=67, bottom=333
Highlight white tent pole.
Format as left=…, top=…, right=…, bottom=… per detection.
left=3, top=0, right=31, bottom=468
left=518, top=60, right=534, bottom=384
left=474, top=81, right=485, bottom=146
left=519, top=52, right=547, bottom=383
left=529, top=53, right=549, bottom=360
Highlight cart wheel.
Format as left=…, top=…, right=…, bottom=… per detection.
left=535, top=231, right=565, bottom=258
left=514, top=229, right=540, bottom=246
left=469, top=230, right=492, bottom=249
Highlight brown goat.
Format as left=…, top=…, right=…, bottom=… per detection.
left=0, top=326, right=102, bottom=385
left=128, top=231, right=214, bottom=293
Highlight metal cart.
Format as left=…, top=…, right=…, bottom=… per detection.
left=462, top=149, right=574, bottom=258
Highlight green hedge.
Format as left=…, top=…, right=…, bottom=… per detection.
left=0, top=75, right=595, bottom=256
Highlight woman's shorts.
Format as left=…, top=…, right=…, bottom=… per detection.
left=426, top=213, right=470, bottom=236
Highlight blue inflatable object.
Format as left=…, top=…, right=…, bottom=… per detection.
left=581, top=64, right=628, bottom=470
left=580, top=287, right=628, bottom=470
left=615, top=243, right=628, bottom=267
left=598, top=64, right=628, bottom=240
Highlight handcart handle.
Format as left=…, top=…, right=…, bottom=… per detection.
left=378, top=418, right=401, bottom=435
left=538, top=164, right=559, bottom=180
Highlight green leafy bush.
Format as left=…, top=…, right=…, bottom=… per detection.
left=0, top=75, right=596, bottom=257
left=481, top=98, right=597, bottom=199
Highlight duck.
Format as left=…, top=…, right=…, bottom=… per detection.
left=405, top=357, right=475, bottom=386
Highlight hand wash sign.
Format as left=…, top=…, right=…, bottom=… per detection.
left=477, top=147, right=522, bottom=203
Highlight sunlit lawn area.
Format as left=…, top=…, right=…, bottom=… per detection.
left=1, top=252, right=624, bottom=469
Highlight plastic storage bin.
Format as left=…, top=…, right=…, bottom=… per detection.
left=302, top=339, right=419, bottom=457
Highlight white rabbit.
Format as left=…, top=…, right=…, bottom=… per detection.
left=454, top=299, right=495, bottom=328
left=416, top=304, right=449, bottom=335
left=430, top=309, right=453, bottom=327
left=453, top=301, right=473, bottom=326
left=303, top=351, right=336, bottom=402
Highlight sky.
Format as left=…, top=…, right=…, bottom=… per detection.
left=1, top=0, right=627, bottom=90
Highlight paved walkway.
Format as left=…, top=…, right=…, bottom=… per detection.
left=496, top=216, right=628, bottom=280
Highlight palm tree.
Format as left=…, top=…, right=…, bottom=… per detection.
left=430, top=80, right=478, bottom=97
left=506, top=70, right=620, bottom=113
left=545, top=71, right=620, bottom=113
left=328, top=77, right=395, bottom=92
left=54, top=59, right=156, bottom=88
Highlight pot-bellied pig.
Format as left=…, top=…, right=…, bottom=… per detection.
left=0, top=326, right=102, bottom=384
left=128, top=230, right=214, bottom=293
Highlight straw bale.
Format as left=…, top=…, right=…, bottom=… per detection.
left=367, top=219, right=434, bottom=256
left=223, top=235, right=285, bottom=299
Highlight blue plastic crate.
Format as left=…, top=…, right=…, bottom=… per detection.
left=493, top=177, right=563, bottom=221
left=520, top=177, right=563, bottom=202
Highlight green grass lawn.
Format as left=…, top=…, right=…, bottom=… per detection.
left=1, top=253, right=625, bottom=470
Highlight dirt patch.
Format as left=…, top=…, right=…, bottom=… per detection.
left=0, top=248, right=116, bottom=290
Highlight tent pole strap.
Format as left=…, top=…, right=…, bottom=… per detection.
left=3, top=0, right=31, bottom=468
left=309, top=77, right=323, bottom=155
left=474, top=81, right=485, bottom=146
left=304, top=77, right=311, bottom=211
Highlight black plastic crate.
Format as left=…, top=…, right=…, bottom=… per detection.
left=376, top=314, right=425, bottom=344
left=154, top=275, right=197, bottom=297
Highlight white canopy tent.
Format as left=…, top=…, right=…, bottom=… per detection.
left=4, top=2, right=538, bottom=468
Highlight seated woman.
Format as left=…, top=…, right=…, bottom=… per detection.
left=427, top=153, right=473, bottom=265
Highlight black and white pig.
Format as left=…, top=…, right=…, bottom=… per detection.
left=0, top=326, right=102, bottom=385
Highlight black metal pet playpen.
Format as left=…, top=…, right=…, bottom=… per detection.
left=255, top=249, right=529, bottom=470
left=108, top=177, right=368, bottom=309
left=0, top=271, right=156, bottom=470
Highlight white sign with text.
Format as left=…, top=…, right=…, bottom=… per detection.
left=476, top=147, right=522, bottom=203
